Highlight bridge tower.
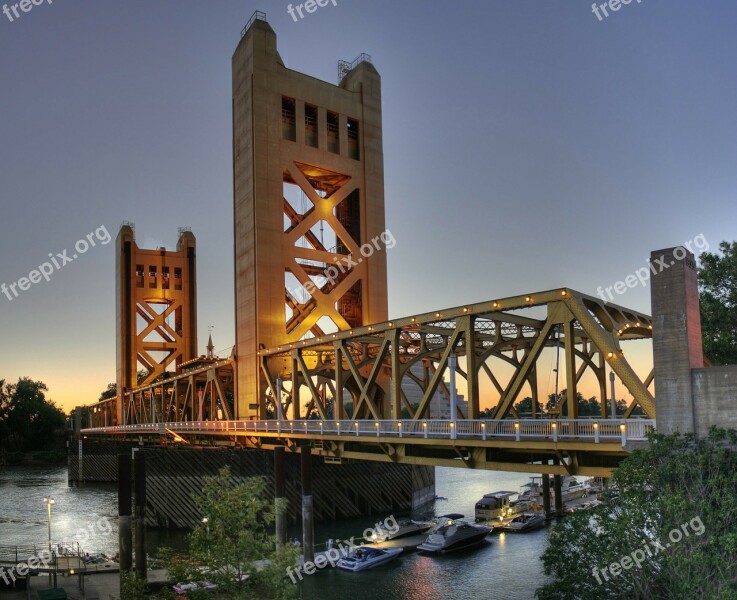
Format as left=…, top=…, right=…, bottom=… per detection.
left=233, top=13, right=388, bottom=418
left=115, top=224, right=198, bottom=425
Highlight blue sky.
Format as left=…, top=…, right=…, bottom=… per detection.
left=1, top=1, right=735, bottom=410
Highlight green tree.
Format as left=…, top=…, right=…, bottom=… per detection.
left=0, top=380, right=10, bottom=450
left=162, top=466, right=298, bottom=600
left=536, top=428, right=737, bottom=599
left=4, top=378, right=65, bottom=451
left=699, top=241, right=737, bottom=365
left=99, top=382, right=117, bottom=401
left=515, top=396, right=544, bottom=417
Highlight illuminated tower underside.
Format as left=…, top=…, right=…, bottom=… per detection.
left=233, top=16, right=388, bottom=418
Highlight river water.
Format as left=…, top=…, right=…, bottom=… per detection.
left=0, top=465, right=550, bottom=599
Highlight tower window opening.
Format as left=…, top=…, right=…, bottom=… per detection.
left=305, top=104, right=318, bottom=148
left=347, top=118, right=359, bottom=160
left=327, top=111, right=340, bottom=154
left=282, top=96, right=296, bottom=141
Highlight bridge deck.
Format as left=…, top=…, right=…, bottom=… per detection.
left=83, top=418, right=653, bottom=444
left=81, top=418, right=654, bottom=477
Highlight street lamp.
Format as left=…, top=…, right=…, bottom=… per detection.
left=43, top=497, right=55, bottom=553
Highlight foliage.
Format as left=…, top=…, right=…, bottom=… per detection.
left=698, top=241, right=737, bottom=365
left=160, top=466, right=299, bottom=600
left=515, top=396, right=544, bottom=417
left=544, top=391, right=630, bottom=417
left=0, top=377, right=66, bottom=451
left=536, top=428, right=737, bottom=599
left=99, top=382, right=117, bottom=401
left=119, top=571, right=150, bottom=600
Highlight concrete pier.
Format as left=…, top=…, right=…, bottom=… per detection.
left=542, top=473, right=551, bottom=519
left=274, top=446, right=287, bottom=548
left=134, top=451, right=147, bottom=580
left=118, top=454, right=132, bottom=575
left=301, top=447, right=315, bottom=564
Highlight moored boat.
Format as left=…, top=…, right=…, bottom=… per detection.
left=474, top=491, right=536, bottom=521
left=370, top=518, right=433, bottom=542
left=417, top=514, right=491, bottom=553
left=336, top=546, right=402, bottom=571
left=501, top=511, right=546, bottom=533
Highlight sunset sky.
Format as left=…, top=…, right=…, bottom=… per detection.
left=1, top=1, right=736, bottom=412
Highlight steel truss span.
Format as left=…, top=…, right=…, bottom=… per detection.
left=259, top=288, right=655, bottom=424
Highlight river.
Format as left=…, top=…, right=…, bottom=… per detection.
left=0, top=465, right=551, bottom=599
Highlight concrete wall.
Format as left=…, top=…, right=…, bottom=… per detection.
left=651, top=245, right=737, bottom=436
left=692, top=365, right=737, bottom=436
left=651, top=247, right=704, bottom=433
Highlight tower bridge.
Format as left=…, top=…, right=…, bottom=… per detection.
left=70, top=13, right=737, bottom=562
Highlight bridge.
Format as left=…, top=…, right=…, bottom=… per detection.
left=70, top=13, right=735, bottom=576
left=82, top=288, right=656, bottom=477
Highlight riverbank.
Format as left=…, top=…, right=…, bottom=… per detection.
left=0, top=451, right=67, bottom=467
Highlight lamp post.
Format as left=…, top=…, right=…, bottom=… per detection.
left=42, top=497, right=55, bottom=553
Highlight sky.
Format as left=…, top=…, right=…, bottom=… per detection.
left=1, top=0, right=736, bottom=412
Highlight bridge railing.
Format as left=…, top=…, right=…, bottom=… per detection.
left=83, top=418, right=655, bottom=445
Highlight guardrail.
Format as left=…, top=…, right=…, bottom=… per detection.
left=82, top=418, right=654, bottom=446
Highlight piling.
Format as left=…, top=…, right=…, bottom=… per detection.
left=134, top=451, right=147, bottom=580
left=552, top=458, right=563, bottom=516
left=274, top=446, right=287, bottom=548
left=118, top=454, right=133, bottom=575
left=542, top=473, right=551, bottom=519
left=301, top=447, right=314, bottom=563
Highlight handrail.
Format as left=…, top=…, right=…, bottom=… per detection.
left=82, top=418, right=655, bottom=445
left=242, top=10, right=267, bottom=38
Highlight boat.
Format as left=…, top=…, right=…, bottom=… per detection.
left=370, top=518, right=434, bottom=542
left=417, top=514, right=491, bottom=553
left=336, top=546, right=402, bottom=571
left=172, top=581, right=217, bottom=595
left=474, top=491, right=536, bottom=521
left=521, top=476, right=592, bottom=504
left=501, top=512, right=546, bottom=533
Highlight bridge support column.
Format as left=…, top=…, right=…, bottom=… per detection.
left=118, top=454, right=133, bottom=577
left=134, top=452, right=147, bottom=581
left=301, top=447, right=315, bottom=563
left=274, top=447, right=287, bottom=548
left=552, top=457, right=563, bottom=516
left=542, top=473, right=551, bottom=519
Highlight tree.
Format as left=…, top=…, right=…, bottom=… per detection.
left=0, top=380, right=10, bottom=450
left=4, top=378, right=65, bottom=451
left=698, top=241, right=737, bottom=365
left=515, top=396, right=544, bottom=417
left=536, top=428, right=737, bottom=599
left=162, top=466, right=298, bottom=600
left=99, top=382, right=117, bottom=401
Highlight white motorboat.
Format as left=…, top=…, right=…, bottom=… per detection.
left=336, top=546, right=402, bottom=571
left=474, top=491, right=536, bottom=521
left=521, top=476, right=592, bottom=504
left=501, top=511, right=546, bottom=533
left=172, top=581, right=217, bottom=595
left=417, top=514, right=491, bottom=553
left=370, top=519, right=434, bottom=542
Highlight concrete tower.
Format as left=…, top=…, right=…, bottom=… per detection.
left=650, top=246, right=704, bottom=433
left=233, top=14, right=388, bottom=418
left=116, top=224, right=198, bottom=424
